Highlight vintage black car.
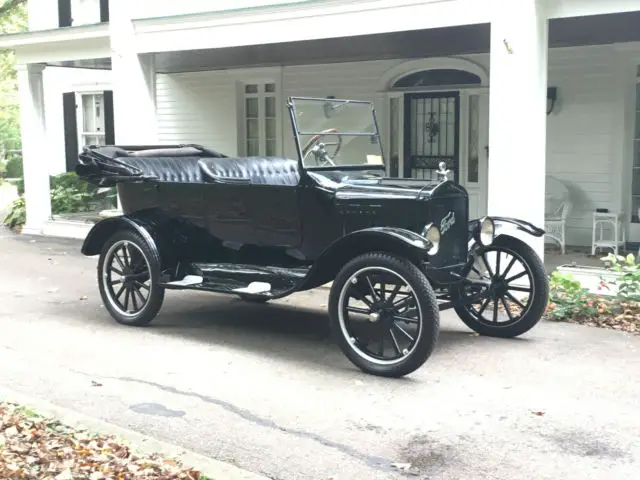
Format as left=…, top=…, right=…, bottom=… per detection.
left=75, top=96, right=549, bottom=378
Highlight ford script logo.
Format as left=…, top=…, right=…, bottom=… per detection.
left=440, top=211, right=456, bottom=235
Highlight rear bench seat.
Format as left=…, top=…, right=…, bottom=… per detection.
left=122, top=156, right=204, bottom=183
left=198, top=157, right=300, bottom=186
left=93, top=146, right=300, bottom=187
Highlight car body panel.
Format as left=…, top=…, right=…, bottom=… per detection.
left=77, top=96, right=544, bottom=299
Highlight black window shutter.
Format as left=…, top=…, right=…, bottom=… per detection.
left=58, top=0, right=72, bottom=27
left=103, top=90, right=115, bottom=145
left=99, top=0, right=109, bottom=22
left=62, top=92, right=78, bottom=173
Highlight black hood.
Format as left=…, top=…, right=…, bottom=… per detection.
left=334, top=177, right=454, bottom=201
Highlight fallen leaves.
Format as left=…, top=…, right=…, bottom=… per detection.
left=547, top=301, right=640, bottom=335
left=0, top=402, right=206, bottom=479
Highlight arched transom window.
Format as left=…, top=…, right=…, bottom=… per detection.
left=392, top=69, right=482, bottom=89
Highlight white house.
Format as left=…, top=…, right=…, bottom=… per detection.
left=2, top=0, right=640, bottom=258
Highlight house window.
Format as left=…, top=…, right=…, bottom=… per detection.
left=78, top=93, right=105, bottom=147
left=467, top=94, right=480, bottom=183
left=392, top=69, right=482, bottom=89
left=243, top=83, right=278, bottom=157
left=632, top=81, right=640, bottom=223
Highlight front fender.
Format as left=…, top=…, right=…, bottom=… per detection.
left=468, top=216, right=545, bottom=250
left=492, top=216, right=545, bottom=237
left=298, top=227, right=433, bottom=290
left=332, top=227, right=433, bottom=256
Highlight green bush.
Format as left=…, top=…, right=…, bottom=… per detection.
left=49, top=172, right=116, bottom=215
left=2, top=196, right=25, bottom=229
left=50, top=172, right=97, bottom=214
left=4, top=153, right=23, bottom=179
left=546, top=271, right=606, bottom=320
left=601, top=253, right=640, bottom=301
left=14, top=177, right=24, bottom=195
left=2, top=173, right=117, bottom=228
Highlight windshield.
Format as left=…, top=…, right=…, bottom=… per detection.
left=288, top=97, right=385, bottom=169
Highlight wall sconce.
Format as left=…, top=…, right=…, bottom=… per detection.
left=547, top=87, right=558, bottom=115
left=323, top=95, right=350, bottom=118
left=323, top=95, right=336, bottom=118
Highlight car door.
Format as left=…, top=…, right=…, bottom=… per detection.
left=245, top=183, right=302, bottom=248
left=202, top=182, right=255, bottom=247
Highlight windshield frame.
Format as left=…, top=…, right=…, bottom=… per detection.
left=286, top=96, right=387, bottom=173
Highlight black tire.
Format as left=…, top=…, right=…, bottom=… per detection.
left=451, top=235, right=549, bottom=338
left=329, top=252, right=440, bottom=378
left=237, top=294, right=270, bottom=303
left=97, top=229, right=165, bottom=326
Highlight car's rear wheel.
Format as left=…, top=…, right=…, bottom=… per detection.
left=97, top=229, right=165, bottom=326
left=329, top=252, right=440, bottom=378
left=450, top=235, right=549, bottom=338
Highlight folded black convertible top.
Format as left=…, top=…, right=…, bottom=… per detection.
left=75, top=144, right=227, bottom=187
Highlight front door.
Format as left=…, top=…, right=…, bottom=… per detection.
left=403, top=92, right=460, bottom=182
left=462, top=92, right=489, bottom=219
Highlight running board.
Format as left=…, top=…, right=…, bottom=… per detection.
left=160, top=263, right=311, bottom=297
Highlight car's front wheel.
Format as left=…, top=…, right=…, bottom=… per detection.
left=329, top=252, right=440, bottom=378
left=97, top=229, right=165, bottom=326
left=450, top=235, right=549, bottom=338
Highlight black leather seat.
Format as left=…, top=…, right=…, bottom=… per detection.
left=199, top=157, right=300, bottom=186
left=122, top=156, right=204, bottom=183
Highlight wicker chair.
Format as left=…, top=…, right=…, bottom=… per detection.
left=545, top=175, right=572, bottom=255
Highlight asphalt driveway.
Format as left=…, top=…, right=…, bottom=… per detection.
left=0, top=227, right=638, bottom=480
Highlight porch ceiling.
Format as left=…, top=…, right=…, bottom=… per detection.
left=46, top=57, right=112, bottom=70
left=153, top=10, right=640, bottom=74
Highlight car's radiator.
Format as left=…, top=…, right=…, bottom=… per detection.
left=428, top=194, right=468, bottom=267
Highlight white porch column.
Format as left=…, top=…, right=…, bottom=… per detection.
left=109, top=1, right=157, bottom=145
left=487, top=0, right=549, bottom=258
left=16, top=64, right=51, bottom=234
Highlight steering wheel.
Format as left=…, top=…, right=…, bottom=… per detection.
left=302, top=128, right=342, bottom=166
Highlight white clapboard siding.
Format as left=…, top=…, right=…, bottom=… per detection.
left=546, top=46, right=621, bottom=246
left=155, top=71, right=239, bottom=155
left=281, top=59, right=398, bottom=158
left=155, top=46, right=627, bottom=247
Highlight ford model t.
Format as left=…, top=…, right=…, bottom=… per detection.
left=75, top=96, right=549, bottom=378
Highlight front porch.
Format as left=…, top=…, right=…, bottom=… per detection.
left=4, top=4, right=640, bottom=263
left=544, top=245, right=605, bottom=272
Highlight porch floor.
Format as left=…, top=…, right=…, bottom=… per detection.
left=543, top=244, right=635, bottom=273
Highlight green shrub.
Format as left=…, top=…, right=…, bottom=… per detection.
left=546, top=271, right=606, bottom=320
left=49, top=172, right=116, bottom=214
left=14, top=177, right=24, bottom=195
left=49, top=172, right=96, bottom=214
left=601, top=253, right=640, bottom=301
left=4, top=153, right=23, bottom=179
left=2, top=196, right=25, bottom=229
left=2, top=173, right=117, bottom=228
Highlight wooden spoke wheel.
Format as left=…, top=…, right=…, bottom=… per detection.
left=98, top=230, right=165, bottom=326
left=451, top=236, right=549, bottom=338
left=329, top=252, right=439, bottom=378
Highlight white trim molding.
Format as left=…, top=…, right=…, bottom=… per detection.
left=546, top=0, right=640, bottom=19
left=0, top=24, right=109, bottom=50
left=377, top=57, right=491, bottom=91
left=133, top=0, right=492, bottom=53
